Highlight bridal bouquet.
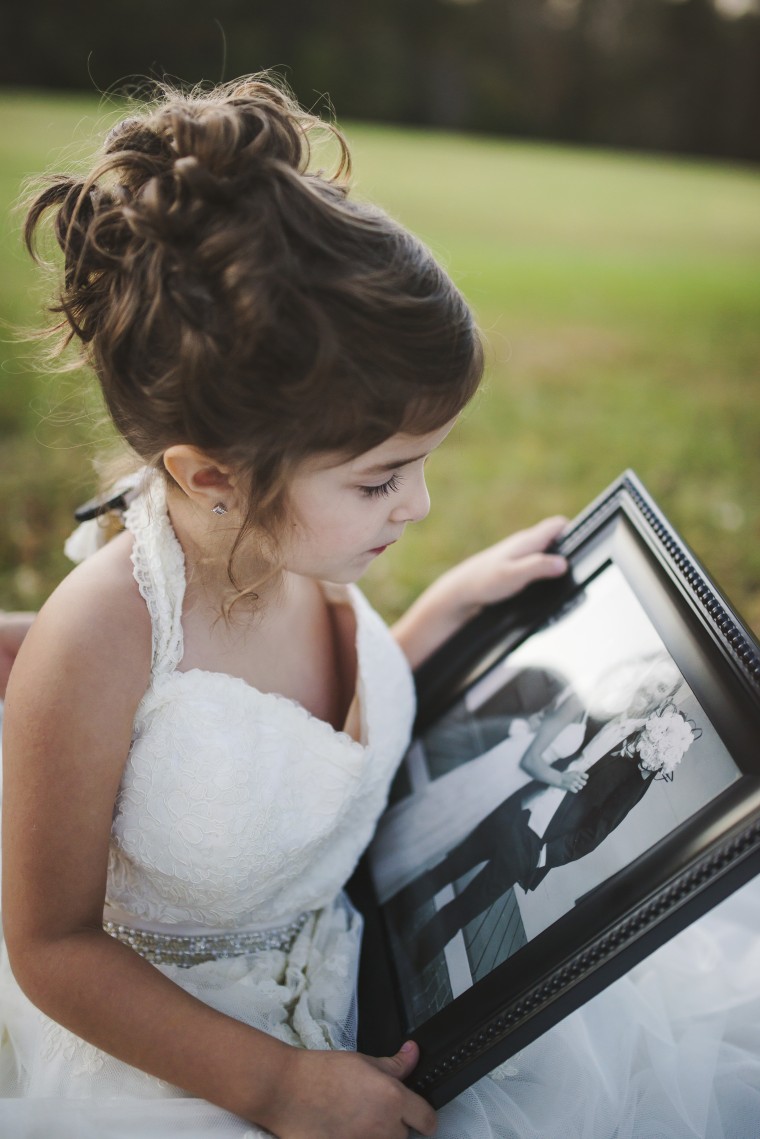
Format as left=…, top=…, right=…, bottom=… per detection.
left=632, top=702, right=700, bottom=777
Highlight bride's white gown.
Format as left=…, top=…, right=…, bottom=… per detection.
left=370, top=727, right=536, bottom=903
left=1, top=478, right=759, bottom=1137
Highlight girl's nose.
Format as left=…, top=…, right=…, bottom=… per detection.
left=390, top=472, right=431, bottom=525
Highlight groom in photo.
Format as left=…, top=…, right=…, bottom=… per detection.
left=409, top=664, right=687, bottom=970
left=411, top=728, right=650, bottom=968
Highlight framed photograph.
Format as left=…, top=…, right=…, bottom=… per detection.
left=349, top=470, right=760, bottom=1107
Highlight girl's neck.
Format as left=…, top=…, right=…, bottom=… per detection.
left=163, top=489, right=357, bottom=732
left=165, top=485, right=283, bottom=618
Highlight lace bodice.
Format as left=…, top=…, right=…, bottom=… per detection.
left=105, top=478, right=416, bottom=930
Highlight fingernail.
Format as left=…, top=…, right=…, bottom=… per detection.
left=550, top=556, right=568, bottom=574
left=401, top=1040, right=415, bottom=1053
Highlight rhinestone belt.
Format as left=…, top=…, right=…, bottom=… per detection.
left=103, top=912, right=310, bottom=967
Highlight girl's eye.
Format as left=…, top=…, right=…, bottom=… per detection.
left=360, top=472, right=403, bottom=499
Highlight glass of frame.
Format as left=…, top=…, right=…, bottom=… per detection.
left=348, top=470, right=760, bottom=1107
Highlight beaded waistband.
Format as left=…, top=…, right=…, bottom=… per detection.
left=103, top=912, right=310, bottom=968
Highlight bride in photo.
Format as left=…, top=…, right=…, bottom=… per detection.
left=370, top=652, right=681, bottom=904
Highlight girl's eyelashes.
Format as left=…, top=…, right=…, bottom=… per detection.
left=359, top=472, right=403, bottom=499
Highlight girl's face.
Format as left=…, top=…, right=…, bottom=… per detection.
left=280, top=420, right=456, bottom=583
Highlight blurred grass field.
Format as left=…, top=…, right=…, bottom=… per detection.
left=1, top=90, right=759, bottom=634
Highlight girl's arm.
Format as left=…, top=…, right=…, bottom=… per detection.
left=393, top=516, right=568, bottom=669
left=2, top=538, right=435, bottom=1139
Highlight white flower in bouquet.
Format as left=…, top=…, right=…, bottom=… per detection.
left=635, top=706, right=697, bottom=777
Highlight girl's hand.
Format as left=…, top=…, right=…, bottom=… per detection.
left=445, top=515, right=568, bottom=613
left=394, top=516, right=569, bottom=669
left=257, top=1040, right=437, bottom=1139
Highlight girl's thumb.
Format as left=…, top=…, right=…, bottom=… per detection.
left=373, top=1039, right=420, bottom=1081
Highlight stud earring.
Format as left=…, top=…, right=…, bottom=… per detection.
left=211, top=503, right=228, bottom=516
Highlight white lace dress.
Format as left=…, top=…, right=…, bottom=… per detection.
left=1, top=479, right=759, bottom=1138
left=0, top=478, right=417, bottom=1136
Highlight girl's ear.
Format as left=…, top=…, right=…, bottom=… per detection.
left=163, top=446, right=238, bottom=511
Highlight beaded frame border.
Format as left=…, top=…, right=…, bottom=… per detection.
left=403, top=469, right=760, bottom=1102
left=555, top=470, right=760, bottom=691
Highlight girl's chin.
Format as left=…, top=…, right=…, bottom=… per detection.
left=308, top=563, right=371, bottom=585
left=291, top=548, right=386, bottom=584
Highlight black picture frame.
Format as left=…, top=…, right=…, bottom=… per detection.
left=348, top=470, right=760, bottom=1108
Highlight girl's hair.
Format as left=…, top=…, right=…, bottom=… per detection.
left=24, top=76, right=483, bottom=592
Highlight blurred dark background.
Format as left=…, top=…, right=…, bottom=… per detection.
left=2, top=0, right=759, bottom=162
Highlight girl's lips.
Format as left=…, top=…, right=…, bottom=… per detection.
left=369, top=540, right=397, bottom=555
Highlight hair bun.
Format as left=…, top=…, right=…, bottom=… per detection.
left=104, top=116, right=170, bottom=161
left=166, top=84, right=311, bottom=187
left=172, top=154, right=234, bottom=205
left=99, top=81, right=335, bottom=218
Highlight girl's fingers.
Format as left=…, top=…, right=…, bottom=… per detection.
left=506, top=551, right=568, bottom=594
left=503, top=515, right=568, bottom=557
left=404, top=1097, right=439, bottom=1137
left=440, top=514, right=569, bottom=614
left=369, top=1043, right=438, bottom=1136
left=370, top=1041, right=420, bottom=1082
left=401, top=1087, right=438, bottom=1137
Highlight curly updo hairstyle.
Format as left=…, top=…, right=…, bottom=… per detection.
left=25, top=76, right=483, bottom=572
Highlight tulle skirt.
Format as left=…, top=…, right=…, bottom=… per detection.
left=1, top=876, right=759, bottom=1138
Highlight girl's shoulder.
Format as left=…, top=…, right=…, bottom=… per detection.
left=8, top=529, right=151, bottom=722
left=52, top=525, right=148, bottom=633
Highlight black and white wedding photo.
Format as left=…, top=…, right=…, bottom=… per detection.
left=371, top=562, right=741, bottom=1029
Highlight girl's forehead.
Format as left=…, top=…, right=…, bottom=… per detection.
left=344, top=419, right=459, bottom=476
left=290, top=418, right=458, bottom=485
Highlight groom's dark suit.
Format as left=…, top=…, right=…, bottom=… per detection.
left=412, top=717, right=652, bottom=966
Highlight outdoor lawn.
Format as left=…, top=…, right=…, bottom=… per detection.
left=1, top=90, right=758, bottom=634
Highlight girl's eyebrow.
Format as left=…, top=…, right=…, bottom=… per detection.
left=355, top=452, right=427, bottom=477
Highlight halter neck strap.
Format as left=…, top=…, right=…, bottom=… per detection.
left=123, top=476, right=186, bottom=678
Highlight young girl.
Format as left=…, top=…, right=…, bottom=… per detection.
left=0, top=76, right=566, bottom=1137
left=1, top=77, right=758, bottom=1139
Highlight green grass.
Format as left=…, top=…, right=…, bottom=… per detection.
left=1, top=92, right=759, bottom=635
